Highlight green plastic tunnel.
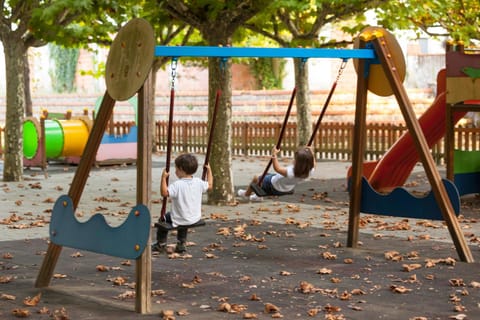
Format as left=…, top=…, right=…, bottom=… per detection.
left=23, top=119, right=89, bottom=159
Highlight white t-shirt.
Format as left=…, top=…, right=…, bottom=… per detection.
left=271, top=165, right=314, bottom=193
left=168, top=177, right=209, bottom=227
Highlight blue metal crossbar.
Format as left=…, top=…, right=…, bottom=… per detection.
left=155, top=46, right=375, bottom=60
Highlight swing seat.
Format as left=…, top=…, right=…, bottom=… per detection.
left=155, top=219, right=206, bottom=231
left=250, top=182, right=268, bottom=197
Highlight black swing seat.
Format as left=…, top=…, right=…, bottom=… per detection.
left=154, top=219, right=206, bottom=231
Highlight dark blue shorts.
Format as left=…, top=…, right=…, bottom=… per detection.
left=261, top=174, right=294, bottom=196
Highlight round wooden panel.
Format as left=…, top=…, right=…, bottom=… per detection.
left=105, top=18, right=155, bottom=101
left=354, top=26, right=406, bottom=97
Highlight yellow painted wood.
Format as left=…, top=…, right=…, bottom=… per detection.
left=354, top=26, right=406, bottom=97
left=446, top=77, right=480, bottom=104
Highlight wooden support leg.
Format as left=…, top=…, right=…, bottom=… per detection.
left=35, top=91, right=117, bottom=288
left=135, top=74, right=152, bottom=314
left=372, top=37, right=474, bottom=263
left=347, top=39, right=369, bottom=248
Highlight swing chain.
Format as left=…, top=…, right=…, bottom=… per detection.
left=335, top=59, right=348, bottom=83
left=170, top=58, right=178, bottom=89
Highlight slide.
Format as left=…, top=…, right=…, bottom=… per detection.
left=365, top=69, right=467, bottom=192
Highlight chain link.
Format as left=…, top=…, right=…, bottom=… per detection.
left=335, top=59, right=348, bottom=82
left=170, top=58, right=178, bottom=90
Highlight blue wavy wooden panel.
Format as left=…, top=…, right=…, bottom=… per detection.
left=50, top=195, right=150, bottom=259
left=357, top=177, right=460, bottom=220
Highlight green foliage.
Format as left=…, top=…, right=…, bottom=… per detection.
left=48, top=44, right=79, bottom=93
left=375, top=0, right=480, bottom=45
left=249, top=58, right=286, bottom=89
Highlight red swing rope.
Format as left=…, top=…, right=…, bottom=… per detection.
left=256, top=87, right=297, bottom=187
left=160, top=60, right=221, bottom=220
left=202, top=89, right=221, bottom=180
left=160, top=58, right=178, bottom=220
left=307, top=59, right=348, bottom=146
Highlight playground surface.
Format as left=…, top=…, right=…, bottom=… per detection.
left=0, top=155, right=479, bottom=319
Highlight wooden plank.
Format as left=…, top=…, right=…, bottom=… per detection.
left=347, top=39, right=369, bottom=248
left=446, top=78, right=480, bottom=104
left=135, top=74, right=152, bottom=313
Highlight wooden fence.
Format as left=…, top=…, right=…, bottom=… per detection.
left=1, top=121, right=480, bottom=164
left=153, top=120, right=480, bottom=164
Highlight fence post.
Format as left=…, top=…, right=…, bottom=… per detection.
left=243, top=122, right=248, bottom=156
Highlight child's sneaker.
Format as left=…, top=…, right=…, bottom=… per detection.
left=249, top=194, right=263, bottom=202
left=175, top=241, right=186, bottom=253
left=237, top=189, right=247, bottom=198
left=152, top=242, right=167, bottom=254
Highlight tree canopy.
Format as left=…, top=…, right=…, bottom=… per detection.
left=375, top=0, right=480, bottom=45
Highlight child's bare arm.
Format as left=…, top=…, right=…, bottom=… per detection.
left=160, top=169, right=169, bottom=197
left=271, top=147, right=288, bottom=176
left=205, top=164, right=213, bottom=190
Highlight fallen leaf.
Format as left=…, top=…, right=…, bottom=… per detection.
left=70, top=251, right=83, bottom=258
left=151, top=289, right=165, bottom=296
left=2, top=252, right=13, bottom=259
left=322, top=252, right=337, bottom=260
left=23, top=292, right=41, bottom=306
left=449, top=278, right=465, bottom=287
left=307, top=308, right=319, bottom=316
left=249, top=294, right=261, bottom=301
left=96, top=265, right=110, bottom=272
left=217, top=302, right=232, bottom=313
left=177, top=309, right=189, bottom=316
left=323, top=303, right=341, bottom=312
left=1, top=293, right=16, bottom=300
left=37, top=306, right=49, bottom=314
left=264, top=302, right=280, bottom=313
left=0, top=276, right=14, bottom=283
left=402, top=264, right=422, bottom=272
left=11, top=308, right=30, bottom=317
left=317, top=267, right=332, bottom=274
left=390, top=285, right=412, bottom=293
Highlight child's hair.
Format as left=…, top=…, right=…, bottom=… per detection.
left=174, top=153, right=198, bottom=175
left=293, top=146, right=314, bottom=178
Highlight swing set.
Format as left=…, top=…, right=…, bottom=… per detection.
left=33, top=19, right=474, bottom=315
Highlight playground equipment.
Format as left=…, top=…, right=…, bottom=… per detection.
left=445, top=42, right=480, bottom=196
left=23, top=107, right=137, bottom=171
left=23, top=110, right=91, bottom=171
left=34, top=19, right=473, bottom=316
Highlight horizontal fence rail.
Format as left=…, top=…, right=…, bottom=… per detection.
left=153, top=121, right=480, bottom=164
left=1, top=121, right=479, bottom=164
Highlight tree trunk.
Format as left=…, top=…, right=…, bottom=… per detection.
left=294, top=58, right=312, bottom=146
left=207, top=57, right=234, bottom=204
left=3, top=39, right=27, bottom=181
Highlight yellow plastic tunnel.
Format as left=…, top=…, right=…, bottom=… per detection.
left=59, top=119, right=89, bottom=157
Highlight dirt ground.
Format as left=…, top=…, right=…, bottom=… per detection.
left=0, top=155, right=479, bottom=319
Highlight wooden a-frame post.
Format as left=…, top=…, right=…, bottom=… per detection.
left=347, top=32, right=473, bottom=263
left=35, top=18, right=155, bottom=313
